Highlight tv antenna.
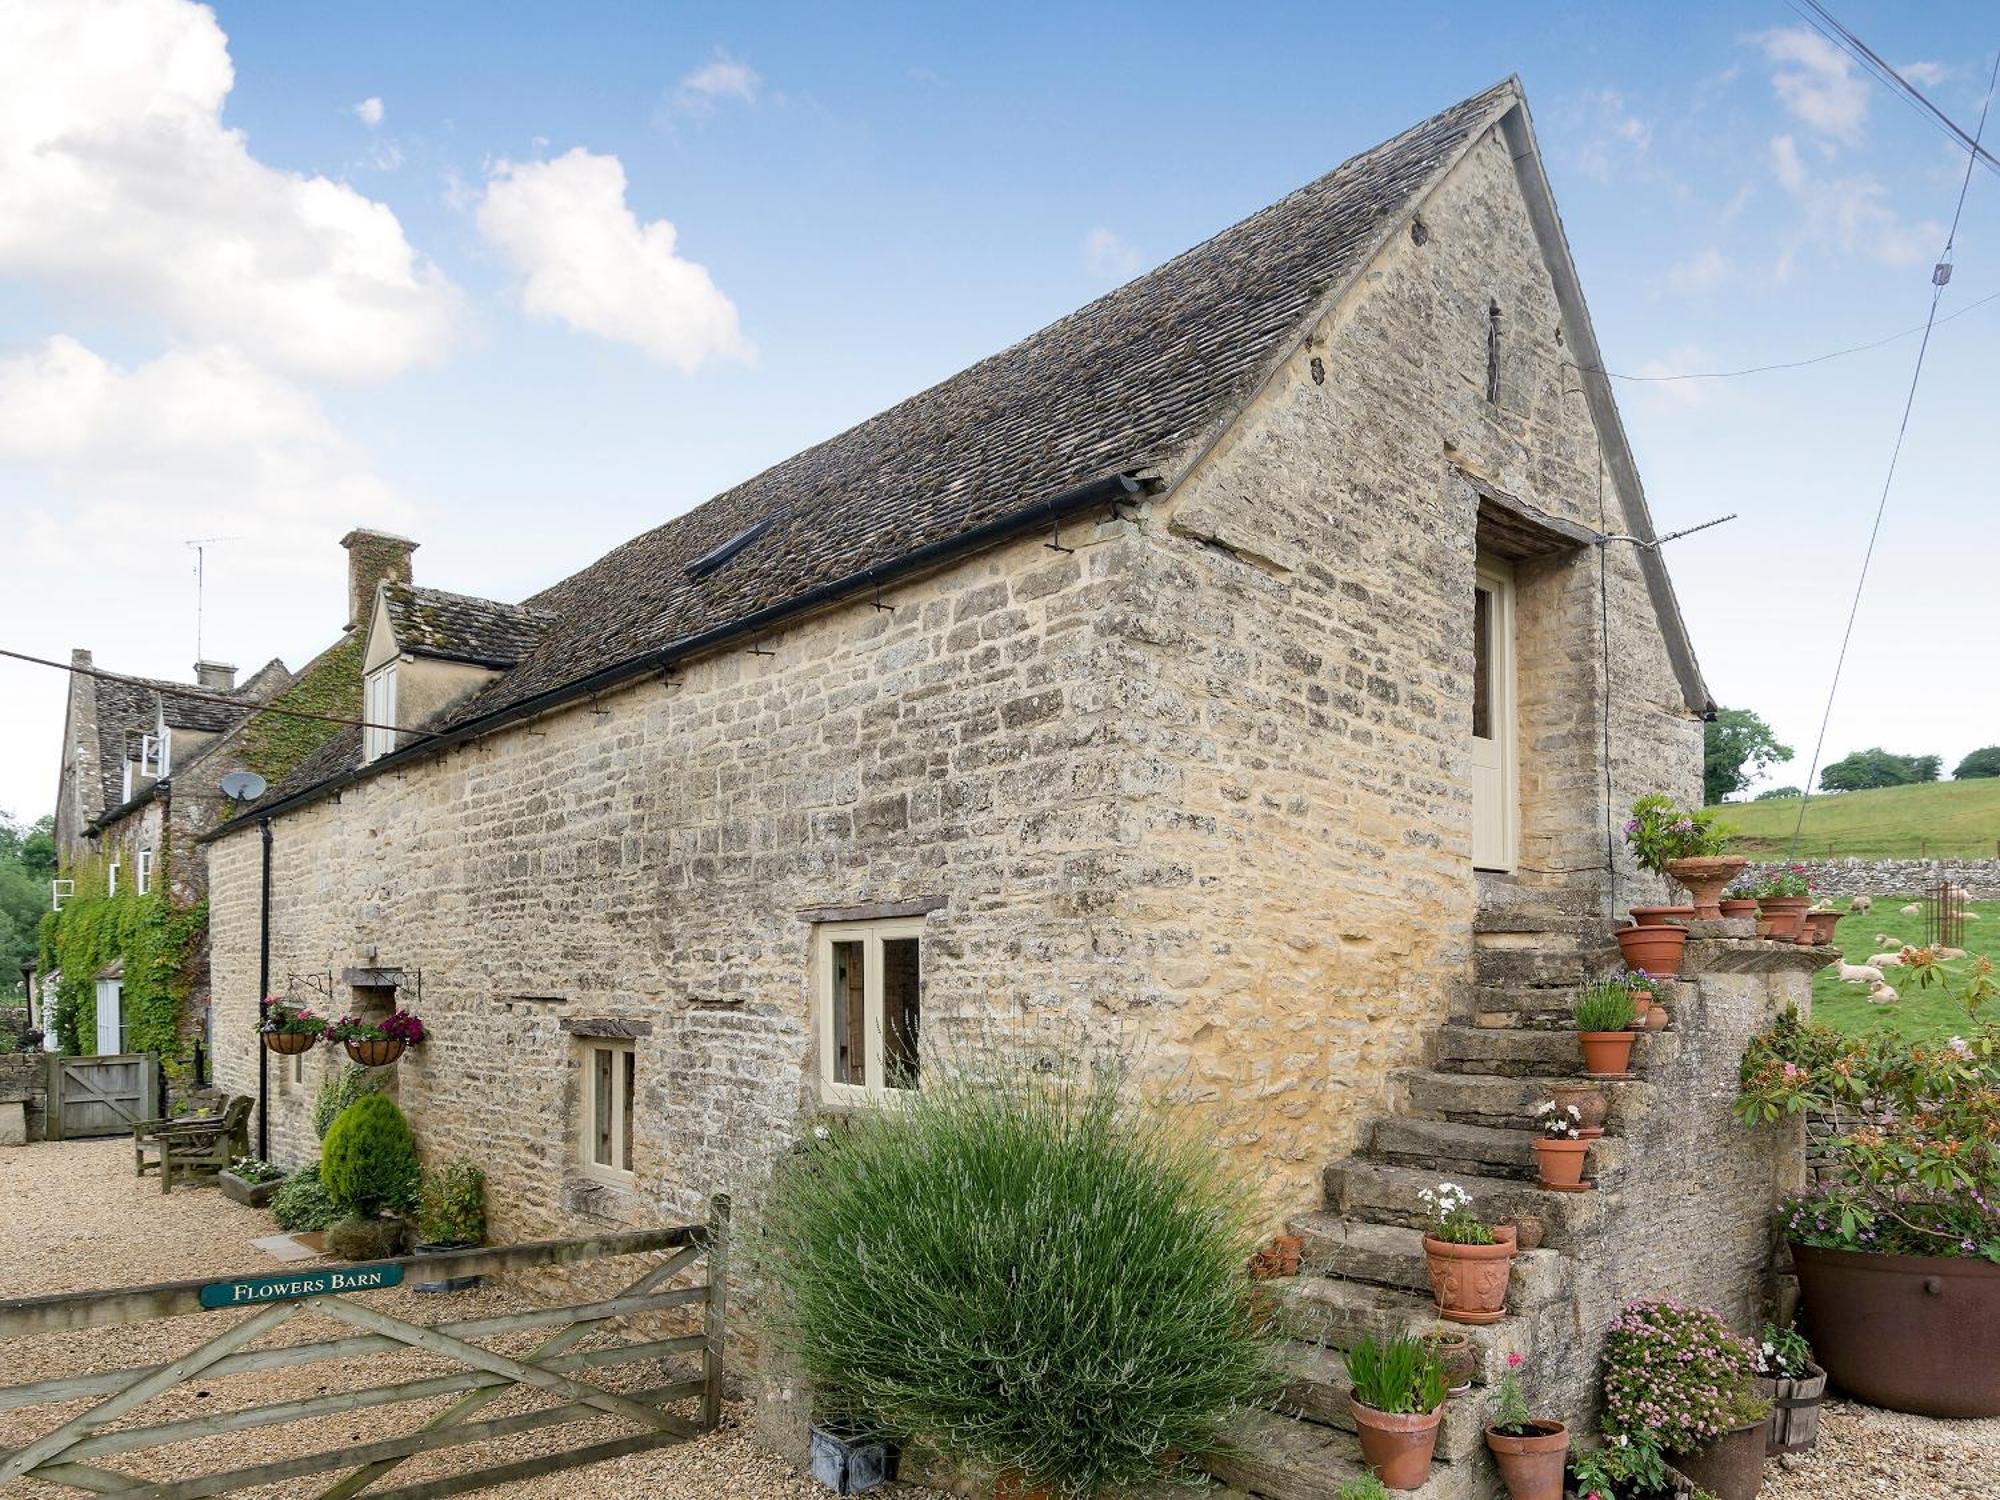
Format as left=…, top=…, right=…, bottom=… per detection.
left=185, top=536, right=240, bottom=663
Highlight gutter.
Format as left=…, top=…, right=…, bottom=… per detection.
left=203, top=471, right=1149, bottom=842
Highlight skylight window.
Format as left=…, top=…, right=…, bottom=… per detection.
left=684, top=518, right=774, bottom=580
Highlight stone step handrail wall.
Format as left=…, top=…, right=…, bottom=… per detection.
left=1739, top=858, right=2000, bottom=903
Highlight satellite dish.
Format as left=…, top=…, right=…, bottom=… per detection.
left=219, top=770, right=268, bottom=804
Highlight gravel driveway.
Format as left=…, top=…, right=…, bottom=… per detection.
left=0, top=1137, right=944, bottom=1498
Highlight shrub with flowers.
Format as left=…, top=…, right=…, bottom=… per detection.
left=1621, top=793, right=1728, bottom=876
left=1417, top=1180, right=1495, bottom=1246
left=1600, top=1298, right=1766, bottom=1454
left=1738, top=998, right=2000, bottom=1262
left=1754, top=1322, right=1814, bottom=1381
left=1750, top=865, right=1811, bottom=901
left=1533, top=1099, right=1584, bottom=1139
left=324, top=1009, right=428, bottom=1048
left=258, top=996, right=326, bottom=1040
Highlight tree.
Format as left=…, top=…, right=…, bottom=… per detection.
left=1956, top=747, right=2000, bottom=780
left=1704, top=708, right=1794, bottom=805
left=1754, top=786, right=1804, bottom=801
left=0, top=813, right=55, bottom=1003
left=1819, top=748, right=1942, bottom=793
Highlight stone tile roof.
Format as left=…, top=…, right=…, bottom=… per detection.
left=381, top=584, right=551, bottom=668
left=90, top=674, right=256, bottom=811
left=243, top=80, right=1519, bottom=816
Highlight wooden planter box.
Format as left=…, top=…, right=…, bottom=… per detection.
left=217, top=1168, right=284, bottom=1209
left=1757, top=1361, right=1827, bottom=1454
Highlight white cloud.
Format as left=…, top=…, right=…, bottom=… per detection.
left=1901, top=60, right=1949, bottom=88
left=0, top=0, right=459, bottom=382
left=1629, top=346, right=1716, bottom=408
left=1083, top=227, right=1141, bottom=281
left=673, top=50, right=760, bottom=115
left=354, top=95, right=384, bottom=127
left=1768, top=133, right=1944, bottom=275
left=1667, top=248, right=1731, bottom=294
left=477, top=148, right=751, bottom=370
left=1569, top=88, right=1652, bottom=182
left=1758, top=27, right=1870, bottom=142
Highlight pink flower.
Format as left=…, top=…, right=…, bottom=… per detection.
left=1507, top=1352, right=1523, bottom=1369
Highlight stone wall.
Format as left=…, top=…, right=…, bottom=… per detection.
left=0, top=1052, right=49, bottom=1144
left=1742, top=857, right=2000, bottom=902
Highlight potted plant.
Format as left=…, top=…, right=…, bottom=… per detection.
left=1601, top=1298, right=1770, bottom=1500
left=217, top=1155, right=286, bottom=1209
left=413, top=1160, right=486, bottom=1293
left=1614, top=913, right=1688, bottom=976
left=1530, top=1101, right=1591, bottom=1191
left=1624, top=794, right=1743, bottom=919
left=259, top=996, right=326, bottom=1055
left=1546, top=1081, right=1606, bottom=1138
left=319, top=1091, right=421, bottom=1260
left=1735, top=996, right=2000, bottom=1417
left=1346, top=1333, right=1446, bottom=1490
left=1485, top=1352, right=1568, bottom=1500
left=1417, top=1180, right=1515, bottom=1324
left=810, top=1422, right=896, bottom=1496
left=1573, top=981, right=1639, bottom=1078
left=1750, top=867, right=1812, bottom=941
left=1752, top=1321, right=1826, bottom=1456
left=1802, top=908, right=1841, bottom=946
left=1568, top=1439, right=1677, bottom=1500
left=1420, top=1325, right=1478, bottom=1395
left=325, top=1008, right=427, bottom=1067
left=1719, top=890, right=1760, bottom=921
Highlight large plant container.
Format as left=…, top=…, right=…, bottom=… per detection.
left=809, top=1425, right=894, bottom=1495
left=1755, top=1362, right=1826, bottom=1455
left=1667, top=1415, right=1769, bottom=1500
left=1421, top=1234, right=1514, bottom=1324
left=1577, top=1030, right=1637, bottom=1079
left=1349, top=1397, right=1441, bottom=1490
left=1628, top=904, right=1692, bottom=928
left=1792, top=1242, right=2000, bottom=1417
left=1664, top=856, right=1748, bottom=919
left=344, top=1037, right=407, bottom=1067
left=263, top=1032, right=315, bottom=1056
left=217, top=1168, right=283, bottom=1209
left=1803, top=910, right=1841, bottom=945
left=1485, top=1420, right=1568, bottom=1500
left=1756, top=897, right=1809, bottom=941
left=1614, top=923, right=1687, bottom=975
left=412, top=1241, right=483, bottom=1294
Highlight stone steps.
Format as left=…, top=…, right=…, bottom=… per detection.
left=1397, top=1067, right=1654, bottom=1132
left=1284, top=1213, right=1570, bottom=1310
left=1324, top=1158, right=1605, bottom=1249
left=1457, top=983, right=1580, bottom=1028
left=1202, top=1409, right=1478, bottom=1500
left=1472, top=947, right=1617, bottom=987
left=1369, top=1115, right=1626, bottom=1182
left=1429, top=1025, right=1677, bottom=1079
left=1275, top=1344, right=1488, bottom=1464
left=1473, top=881, right=1603, bottom=919
left=1265, top=1276, right=1534, bottom=1374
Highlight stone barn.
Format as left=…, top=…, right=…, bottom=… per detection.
left=204, top=80, right=1813, bottom=1491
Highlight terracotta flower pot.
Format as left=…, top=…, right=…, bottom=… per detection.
left=263, top=1031, right=315, bottom=1056
left=1626, top=992, right=1653, bottom=1030
left=1720, top=898, right=1760, bottom=920
left=1486, top=1419, right=1569, bottom=1500
left=1628, top=904, right=1694, bottom=927
left=1577, top=1030, right=1637, bottom=1078
left=1614, top=923, right=1687, bottom=975
left=1803, top=910, right=1841, bottom=945
left=1668, top=1415, right=1770, bottom=1500
left=1422, top=1330, right=1479, bottom=1394
left=1757, top=897, right=1809, bottom=941
left=1422, top=1234, right=1514, bottom=1324
left=1349, top=1397, right=1442, bottom=1490
left=1547, top=1083, right=1606, bottom=1137
left=1505, top=1213, right=1546, bottom=1250
left=344, top=1037, right=407, bottom=1067
left=1645, top=999, right=1671, bottom=1031
left=1532, top=1137, right=1590, bottom=1190
left=1665, top=856, right=1748, bottom=919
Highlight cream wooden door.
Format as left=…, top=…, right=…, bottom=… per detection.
left=1471, top=557, right=1518, bottom=872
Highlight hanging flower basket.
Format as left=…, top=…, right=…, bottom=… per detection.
left=345, top=1037, right=407, bottom=1067
left=258, top=996, right=326, bottom=1054
left=263, top=1031, right=316, bottom=1056
left=324, top=1009, right=427, bottom=1067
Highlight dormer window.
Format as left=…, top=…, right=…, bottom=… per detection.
left=363, top=662, right=399, bottom=762
left=139, top=731, right=168, bottom=779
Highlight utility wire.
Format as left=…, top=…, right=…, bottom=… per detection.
left=1788, top=49, right=1999, bottom=856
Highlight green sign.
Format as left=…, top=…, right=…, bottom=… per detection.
left=198, top=1261, right=404, bottom=1309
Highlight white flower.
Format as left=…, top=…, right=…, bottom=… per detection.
left=1949, top=1036, right=1971, bottom=1056
left=812, top=1125, right=831, bottom=1140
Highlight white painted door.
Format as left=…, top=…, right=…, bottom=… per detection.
left=1471, top=556, right=1518, bottom=872
left=94, top=979, right=124, bottom=1056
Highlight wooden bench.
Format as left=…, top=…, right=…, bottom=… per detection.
left=132, top=1094, right=253, bottom=1193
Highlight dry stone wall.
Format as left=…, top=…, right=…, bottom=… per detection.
left=1742, top=857, right=2000, bottom=902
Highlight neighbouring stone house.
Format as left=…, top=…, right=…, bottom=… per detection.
left=201, top=82, right=1815, bottom=1484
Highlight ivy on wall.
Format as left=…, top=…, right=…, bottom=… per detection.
left=239, top=634, right=364, bottom=779
left=38, top=850, right=206, bottom=1058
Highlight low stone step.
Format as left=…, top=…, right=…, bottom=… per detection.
left=1398, top=1067, right=1655, bottom=1133
left=1284, top=1213, right=1570, bottom=1309
left=1457, top=983, right=1580, bottom=1029
left=1430, top=1025, right=1679, bottom=1078
left=1475, top=881, right=1603, bottom=918
left=1473, top=948, right=1617, bottom=986
left=1274, top=1344, right=1487, bottom=1464
left=1324, top=1158, right=1605, bottom=1249
left=1369, top=1116, right=1627, bottom=1182
left=1202, top=1408, right=1477, bottom=1500
left=1265, top=1276, right=1533, bottom=1375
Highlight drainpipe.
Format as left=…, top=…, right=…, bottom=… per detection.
left=257, top=815, right=272, bottom=1161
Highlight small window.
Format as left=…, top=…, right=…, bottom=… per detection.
left=363, top=663, right=399, bottom=762
left=815, top=918, right=924, bottom=1102
left=139, top=732, right=166, bottom=779
left=580, top=1039, right=637, bottom=1185
left=136, top=848, right=153, bottom=896
left=107, top=861, right=120, bottom=898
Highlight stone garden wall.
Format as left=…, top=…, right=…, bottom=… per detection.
left=1741, top=858, right=2000, bottom=901
left=0, top=1053, right=49, bottom=1145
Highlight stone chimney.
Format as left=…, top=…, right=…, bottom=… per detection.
left=194, top=661, right=237, bottom=691
left=340, top=529, right=418, bottom=631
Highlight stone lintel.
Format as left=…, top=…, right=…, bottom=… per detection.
left=341, top=966, right=410, bottom=989
left=796, top=895, right=948, bottom=925
left=558, top=1016, right=654, bottom=1039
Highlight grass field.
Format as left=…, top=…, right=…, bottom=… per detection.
left=1811, top=900, right=1998, bottom=1044
left=1706, top=777, right=2000, bottom=858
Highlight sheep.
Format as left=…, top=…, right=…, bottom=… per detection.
left=1935, top=946, right=1970, bottom=961
left=1869, top=951, right=1907, bottom=968
left=1834, top=962, right=1885, bottom=985
left=1901, top=903, right=1922, bottom=917
left=1874, top=933, right=1895, bottom=948
left=1850, top=895, right=1873, bottom=913
left=1967, top=912, right=1983, bottom=922
left=1868, top=980, right=1899, bottom=1005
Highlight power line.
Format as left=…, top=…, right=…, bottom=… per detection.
left=1789, top=47, right=1999, bottom=856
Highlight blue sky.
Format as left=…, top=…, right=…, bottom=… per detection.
left=2, top=0, right=1996, bottom=821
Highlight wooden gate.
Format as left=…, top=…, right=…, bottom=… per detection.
left=46, top=1052, right=158, bottom=1140
left=0, top=1203, right=728, bottom=1498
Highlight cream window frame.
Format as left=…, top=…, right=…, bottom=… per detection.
left=136, top=847, right=153, bottom=895
left=579, top=1039, right=637, bottom=1187
left=813, top=917, right=924, bottom=1105
left=362, top=663, right=399, bottom=763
